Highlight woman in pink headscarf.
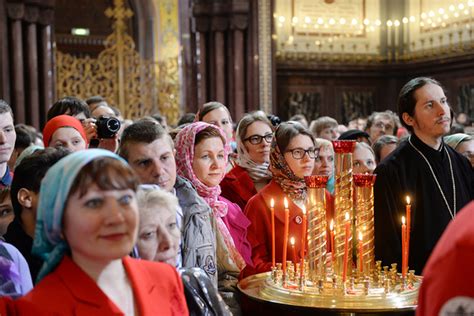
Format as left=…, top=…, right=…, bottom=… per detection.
left=174, top=122, right=252, bottom=315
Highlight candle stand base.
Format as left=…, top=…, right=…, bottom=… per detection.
left=238, top=271, right=420, bottom=315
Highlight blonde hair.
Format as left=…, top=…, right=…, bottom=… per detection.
left=315, top=138, right=334, bottom=153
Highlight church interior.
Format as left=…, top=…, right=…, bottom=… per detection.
left=0, top=0, right=473, bottom=128
left=0, top=1, right=473, bottom=315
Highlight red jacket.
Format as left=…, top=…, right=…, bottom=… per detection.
left=220, top=165, right=257, bottom=210
left=20, top=256, right=188, bottom=315
left=417, top=201, right=474, bottom=316
left=242, top=180, right=307, bottom=277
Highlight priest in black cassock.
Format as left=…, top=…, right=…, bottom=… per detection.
left=374, top=77, right=474, bottom=274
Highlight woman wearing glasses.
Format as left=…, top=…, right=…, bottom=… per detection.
left=242, top=122, right=318, bottom=277
left=220, top=111, right=274, bottom=210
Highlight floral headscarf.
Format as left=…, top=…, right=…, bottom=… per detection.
left=269, top=137, right=307, bottom=202
left=33, top=149, right=127, bottom=282
left=174, top=122, right=245, bottom=269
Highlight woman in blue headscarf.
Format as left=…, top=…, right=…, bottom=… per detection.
left=19, top=149, right=188, bottom=315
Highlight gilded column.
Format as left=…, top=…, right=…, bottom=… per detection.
left=353, top=173, right=376, bottom=276
left=304, top=175, right=328, bottom=282
left=332, top=140, right=356, bottom=280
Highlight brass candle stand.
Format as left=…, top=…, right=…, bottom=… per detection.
left=332, top=140, right=356, bottom=279
left=354, top=173, right=376, bottom=275
left=238, top=141, right=420, bottom=314
left=304, top=175, right=328, bottom=282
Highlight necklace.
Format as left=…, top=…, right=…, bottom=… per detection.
left=408, top=136, right=456, bottom=219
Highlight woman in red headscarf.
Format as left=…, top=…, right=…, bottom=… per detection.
left=42, top=115, right=88, bottom=152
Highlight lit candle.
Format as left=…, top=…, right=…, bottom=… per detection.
left=342, top=212, right=350, bottom=283
left=358, top=231, right=363, bottom=274
left=290, top=237, right=296, bottom=265
left=405, top=196, right=411, bottom=271
left=401, top=216, right=407, bottom=278
left=330, top=219, right=335, bottom=253
left=270, top=198, right=276, bottom=268
left=282, top=197, right=290, bottom=281
left=300, top=206, right=307, bottom=279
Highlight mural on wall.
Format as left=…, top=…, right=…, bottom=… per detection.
left=340, top=90, right=374, bottom=123
left=457, top=84, right=474, bottom=119
left=282, top=91, right=322, bottom=121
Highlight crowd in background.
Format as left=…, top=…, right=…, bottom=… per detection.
left=0, top=76, right=471, bottom=315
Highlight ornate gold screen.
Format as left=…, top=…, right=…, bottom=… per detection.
left=56, top=0, right=180, bottom=123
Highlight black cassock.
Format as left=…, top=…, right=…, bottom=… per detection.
left=374, top=133, right=474, bottom=274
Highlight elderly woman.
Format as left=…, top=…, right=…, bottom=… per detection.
left=353, top=141, right=377, bottom=174
left=220, top=111, right=273, bottom=210
left=174, top=122, right=252, bottom=315
left=136, top=186, right=231, bottom=316
left=243, top=122, right=318, bottom=276
left=444, top=133, right=474, bottom=168
left=19, top=149, right=188, bottom=315
left=42, top=115, right=88, bottom=152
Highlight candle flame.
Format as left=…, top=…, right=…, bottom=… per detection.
left=330, top=219, right=334, bottom=231
left=358, top=231, right=363, bottom=241
left=290, top=236, right=295, bottom=245
left=406, top=196, right=411, bottom=205
left=345, top=212, right=350, bottom=221
left=270, top=198, right=274, bottom=208
left=402, top=216, right=406, bottom=225
left=284, top=197, right=289, bottom=209
left=302, top=205, right=306, bottom=215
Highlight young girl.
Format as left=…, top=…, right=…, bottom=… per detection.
left=243, top=122, right=318, bottom=276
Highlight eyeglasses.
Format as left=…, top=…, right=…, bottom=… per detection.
left=374, top=121, right=394, bottom=131
left=244, top=133, right=273, bottom=145
left=285, top=147, right=319, bottom=160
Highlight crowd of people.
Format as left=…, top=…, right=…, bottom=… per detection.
left=0, top=77, right=471, bottom=315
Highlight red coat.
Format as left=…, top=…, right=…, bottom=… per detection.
left=242, top=180, right=307, bottom=277
left=417, top=201, right=474, bottom=316
left=20, top=256, right=188, bottom=316
left=220, top=165, right=257, bottom=210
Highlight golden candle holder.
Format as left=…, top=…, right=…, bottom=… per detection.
left=332, top=140, right=356, bottom=278
left=353, top=173, right=376, bottom=276
left=304, top=175, right=328, bottom=282
left=238, top=141, right=420, bottom=314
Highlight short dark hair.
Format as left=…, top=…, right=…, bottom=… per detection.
left=47, top=97, right=91, bottom=121
left=85, top=95, right=106, bottom=106
left=397, top=77, right=443, bottom=132
left=177, top=113, right=195, bottom=126
left=118, top=119, right=173, bottom=160
left=69, top=157, right=139, bottom=198
left=11, top=147, right=70, bottom=219
left=0, top=99, right=14, bottom=119
left=14, top=125, right=33, bottom=150
left=275, top=121, right=315, bottom=153
left=195, top=125, right=225, bottom=147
